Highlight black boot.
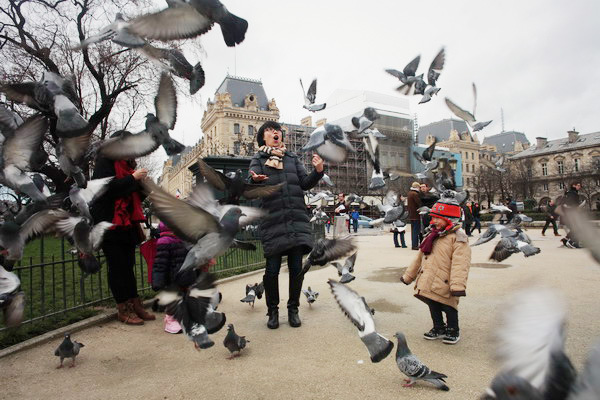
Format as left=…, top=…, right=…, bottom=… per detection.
left=287, top=274, right=303, bottom=328
left=263, top=274, right=279, bottom=329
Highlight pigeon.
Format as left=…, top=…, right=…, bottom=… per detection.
left=0, top=103, right=23, bottom=140
left=489, top=236, right=540, bottom=262
left=32, top=174, right=52, bottom=198
left=72, top=13, right=146, bottom=50
left=331, top=252, right=357, bottom=284
left=309, top=207, right=328, bottom=224
left=328, top=279, right=393, bottom=363
left=300, top=123, right=356, bottom=164
left=351, top=107, right=379, bottom=135
left=414, top=138, right=439, bottom=179
left=0, top=265, right=25, bottom=328
left=128, top=0, right=248, bottom=47
left=54, top=332, right=85, bottom=368
left=302, top=286, right=319, bottom=306
left=472, top=224, right=520, bottom=246
left=386, top=55, right=422, bottom=95
left=376, top=191, right=405, bottom=224
left=240, top=282, right=264, bottom=307
left=369, top=170, right=386, bottom=191
left=321, top=173, right=334, bottom=187
left=481, top=155, right=506, bottom=173
left=488, top=203, right=512, bottom=214
left=142, top=180, right=263, bottom=273
left=394, top=332, right=449, bottom=391
left=143, top=73, right=186, bottom=156
left=68, top=177, right=113, bottom=222
left=445, top=83, right=493, bottom=132
left=307, top=190, right=332, bottom=205
left=300, top=236, right=357, bottom=276
left=56, top=133, right=91, bottom=188
left=197, top=159, right=283, bottom=204
left=417, top=48, right=445, bottom=104
left=364, top=130, right=383, bottom=187
left=481, top=373, right=544, bottom=400
left=568, top=340, right=600, bottom=399
left=138, top=44, right=205, bottom=94
left=157, top=271, right=226, bottom=350
left=90, top=129, right=161, bottom=161
left=345, top=193, right=368, bottom=209
left=223, top=323, right=248, bottom=359
left=299, top=78, right=326, bottom=112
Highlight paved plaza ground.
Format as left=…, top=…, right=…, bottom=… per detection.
left=2, top=227, right=600, bottom=400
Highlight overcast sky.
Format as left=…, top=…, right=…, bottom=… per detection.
left=170, top=0, right=600, bottom=150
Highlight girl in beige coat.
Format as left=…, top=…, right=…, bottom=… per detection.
left=401, top=198, right=471, bottom=344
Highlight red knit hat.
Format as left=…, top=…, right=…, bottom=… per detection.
left=429, top=199, right=462, bottom=225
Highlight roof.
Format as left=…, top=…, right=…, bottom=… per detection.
left=511, top=131, right=600, bottom=159
left=215, top=75, right=269, bottom=110
left=417, top=119, right=468, bottom=144
left=169, top=146, right=193, bottom=167
left=482, top=131, right=530, bottom=154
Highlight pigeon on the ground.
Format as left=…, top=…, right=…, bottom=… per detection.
left=386, top=55, right=422, bottom=95
left=142, top=180, right=263, bottom=273
left=300, top=236, right=357, bottom=276
left=417, top=48, right=445, bottom=104
left=321, top=173, right=334, bottom=187
left=300, top=123, right=356, bottom=164
left=445, top=83, right=492, bottom=132
left=54, top=332, right=85, bottom=368
left=394, top=332, right=449, bottom=391
left=300, top=78, right=326, bottom=112
left=331, top=252, right=357, bottom=284
left=351, top=107, right=379, bottom=135
left=328, top=279, right=393, bottom=363
left=240, top=282, right=264, bottom=307
left=68, top=177, right=113, bottom=222
left=128, top=0, right=248, bottom=47
left=223, top=323, right=248, bottom=359
left=489, top=236, right=540, bottom=262
left=302, top=286, right=319, bottom=306
left=197, top=159, right=283, bottom=205
left=72, top=13, right=145, bottom=50
left=0, top=265, right=25, bottom=328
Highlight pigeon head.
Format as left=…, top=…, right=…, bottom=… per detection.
left=226, top=323, right=234, bottom=331
left=393, top=332, right=411, bottom=355
left=64, top=332, right=71, bottom=340
left=486, top=373, right=542, bottom=400
left=189, top=63, right=205, bottom=95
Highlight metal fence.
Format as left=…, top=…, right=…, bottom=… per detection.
left=0, top=224, right=325, bottom=333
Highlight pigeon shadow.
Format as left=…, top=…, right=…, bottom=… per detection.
left=471, top=262, right=511, bottom=269
left=368, top=299, right=405, bottom=314
left=367, top=266, right=407, bottom=283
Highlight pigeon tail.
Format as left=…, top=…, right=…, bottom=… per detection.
left=78, top=255, right=101, bottom=276
left=162, top=137, right=186, bottom=155
left=73, top=170, right=87, bottom=189
left=361, top=332, right=394, bottom=363
left=204, top=311, right=226, bottom=334
left=219, top=12, right=248, bottom=47
left=521, top=244, right=541, bottom=257
left=369, top=176, right=385, bottom=191
left=240, top=294, right=255, bottom=303
left=339, top=273, right=355, bottom=284
left=424, top=378, right=450, bottom=391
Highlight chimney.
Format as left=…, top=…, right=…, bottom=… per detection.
left=315, top=118, right=327, bottom=127
left=536, top=137, right=547, bottom=148
left=300, top=116, right=313, bottom=127
left=568, top=128, right=579, bottom=143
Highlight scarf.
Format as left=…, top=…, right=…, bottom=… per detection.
left=259, top=145, right=287, bottom=169
left=112, top=160, right=145, bottom=227
left=419, top=226, right=442, bottom=255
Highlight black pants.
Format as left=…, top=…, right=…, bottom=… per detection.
left=542, top=218, right=558, bottom=235
left=421, top=297, right=459, bottom=331
left=410, top=220, right=421, bottom=249
left=102, top=239, right=138, bottom=304
left=393, top=231, right=406, bottom=247
left=264, top=247, right=304, bottom=311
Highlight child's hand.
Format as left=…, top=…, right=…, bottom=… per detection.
left=400, top=276, right=409, bottom=285
left=451, top=290, right=466, bottom=297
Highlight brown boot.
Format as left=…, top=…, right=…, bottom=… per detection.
left=117, top=302, right=144, bottom=325
left=130, top=297, right=156, bottom=321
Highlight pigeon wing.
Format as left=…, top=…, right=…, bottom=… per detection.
left=472, top=82, right=478, bottom=117
left=385, top=69, right=404, bottom=80
left=311, top=237, right=357, bottom=265
left=89, top=222, right=114, bottom=250
left=196, top=158, right=230, bottom=191
left=97, top=131, right=160, bottom=160
left=300, top=128, right=326, bottom=152
left=76, top=177, right=114, bottom=205
left=563, top=208, right=600, bottom=264
left=0, top=104, right=22, bottom=135
left=129, top=5, right=213, bottom=41
left=569, top=341, right=600, bottom=399
left=241, top=182, right=284, bottom=199
left=306, top=79, right=317, bottom=104
left=445, top=98, right=476, bottom=123
left=328, top=279, right=368, bottom=331
left=53, top=215, right=83, bottom=237
left=422, top=137, right=437, bottom=161
left=3, top=115, right=48, bottom=170
left=427, top=48, right=445, bottom=86
left=20, top=209, right=69, bottom=243
left=490, top=237, right=516, bottom=262
left=403, top=55, right=421, bottom=77
left=155, top=73, right=177, bottom=129
left=343, top=252, right=357, bottom=273
left=61, top=134, right=91, bottom=164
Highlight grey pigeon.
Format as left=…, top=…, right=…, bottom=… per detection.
left=32, top=174, right=52, bottom=198
left=369, top=170, right=386, bottom=191
left=413, top=138, right=439, bottom=179
left=351, top=107, right=379, bottom=134
left=490, top=236, right=540, bottom=262
left=56, top=133, right=91, bottom=188
left=386, top=55, right=422, bottom=95
left=328, top=279, right=393, bottom=363
left=91, top=129, right=161, bottom=161
left=394, top=332, right=449, bottom=391
left=0, top=104, right=23, bottom=140
left=72, top=13, right=146, bottom=50
left=481, top=373, right=544, bottom=400
left=363, top=130, right=382, bottom=179
left=142, top=180, right=263, bottom=273
left=42, top=71, right=88, bottom=135
left=445, top=83, right=492, bottom=132
left=300, top=236, right=357, bottom=276
left=223, top=323, right=248, bottom=359
left=300, top=78, right=326, bottom=112
left=198, top=159, right=283, bottom=205
left=472, top=224, right=519, bottom=246
left=138, top=44, right=205, bottom=94
left=54, top=332, right=85, bottom=368
left=331, top=252, right=357, bottom=284
left=240, top=282, right=264, bottom=307
left=307, top=190, right=332, bottom=205
left=0, top=265, right=25, bottom=328
left=302, top=286, right=319, bottom=306
left=157, top=271, right=226, bottom=350
left=481, top=154, right=506, bottom=173
left=418, top=48, right=445, bottom=104
left=300, top=123, right=356, bottom=164
left=309, top=207, right=328, bottom=224
left=129, top=0, right=248, bottom=47
left=68, top=177, right=113, bottom=222
left=321, top=174, right=334, bottom=187
left=345, top=193, right=368, bottom=209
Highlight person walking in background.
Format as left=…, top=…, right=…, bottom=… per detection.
left=407, top=182, right=422, bottom=250
left=350, top=208, right=360, bottom=233
left=462, top=202, right=474, bottom=237
left=541, top=199, right=560, bottom=236
left=560, top=182, right=583, bottom=248
left=472, top=202, right=481, bottom=234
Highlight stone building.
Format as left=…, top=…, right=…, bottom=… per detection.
left=482, top=130, right=530, bottom=155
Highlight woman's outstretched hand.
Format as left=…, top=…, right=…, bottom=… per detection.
left=250, top=170, right=268, bottom=182
left=132, top=168, right=148, bottom=180
left=312, top=154, right=324, bottom=173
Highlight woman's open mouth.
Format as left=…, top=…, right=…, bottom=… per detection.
left=274, top=135, right=279, bottom=141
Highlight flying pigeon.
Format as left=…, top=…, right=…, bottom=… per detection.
left=197, top=159, right=283, bottom=205
left=0, top=265, right=25, bottom=328
left=68, top=177, right=113, bottom=222
left=417, top=48, right=445, bottom=104
left=331, top=252, right=357, bottom=284
left=142, top=180, right=263, bottom=273
left=487, top=203, right=512, bottom=214
left=560, top=207, right=600, bottom=264
left=300, top=236, right=357, bottom=276
left=489, top=236, right=540, bottom=262
left=72, top=13, right=146, bottom=50
left=445, top=83, right=493, bottom=132
left=345, top=193, right=368, bottom=209
left=56, top=133, right=91, bottom=188
left=351, top=107, right=379, bottom=135
left=369, top=170, right=386, bottom=191
left=481, top=155, right=506, bottom=173
left=302, top=286, right=319, bottom=306
left=300, top=78, right=326, bottom=112
left=138, top=44, right=205, bottom=94
left=128, top=0, right=248, bottom=47
left=223, top=323, right=249, bottom=359
left=414, top=138, right=439, bottom=179
left=42, top=71, right=88, bottom=135
left=90, top=129, right=161, bottom=161
left=321, top=173, right=334, bottom=187
left=307, top=190, right=332, bottom=205
left=386, top=55, right=422, bottom=95
left=472, top=224, right=520, bottom=246
left=328, top=279, right=393, bottom=363
left=0, top=104, right=23, bottom=140
left=300, top=123, right=356, bottom=164
left=394, top=332, right=449, bottom=391
left=309, top=207, right=328, bottom=224
left=481, top=373, right=543, bottom=400
left=240, top=282, right=264, bottom=307
left=54, top=332, right=85, bottom=368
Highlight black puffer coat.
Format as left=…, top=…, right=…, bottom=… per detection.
left=248, top=151, right=323, bottom=258
left=151, top=242, right=192, bottom=290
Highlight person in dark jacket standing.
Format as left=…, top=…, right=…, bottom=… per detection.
left=407, top=182, right=422, bottom=250
left=249, top=121, right=324, bottom=329
left=472, top=202, right=481, bottom=234
left=541, top=200, right=560, bottom=236
left=560, top=182, right=583, bottom=248
left=91, top=153, right=155, bottom=325
left=462, top=202, right=474, bottom=236
left=419, top=183, right=439, bottom=239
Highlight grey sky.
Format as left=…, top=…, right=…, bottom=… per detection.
left=171, top=0, right=600, bottom=149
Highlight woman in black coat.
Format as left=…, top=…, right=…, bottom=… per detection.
left=249, top=121, right=324, bottom=329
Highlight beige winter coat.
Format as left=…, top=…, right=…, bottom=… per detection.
left=401, top=225, right=471, bottom=309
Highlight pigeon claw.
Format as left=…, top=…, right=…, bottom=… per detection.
left=402, top=382, right=415, bottom=388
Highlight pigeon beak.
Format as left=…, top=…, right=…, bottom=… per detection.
left=241, top=213, right=247, bottom=217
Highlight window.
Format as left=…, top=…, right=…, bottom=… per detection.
left=558, top=182, right=565, bottom=190
left=465, top=164, right=469, bottom=173
left=557, top=160, right=564, bottom=174
left=471, top=152, right=474, bottom=160
left=574, top=158, right=580, bottom=172
left=233, top=142, right=241, bottom=154
left=234, top=123, right=240, bottom=134
left=541, top=163, right=548, bottom=176
left=248, top=125, right=254, bottom=136
left=543, top=183, right=548, bottom=191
